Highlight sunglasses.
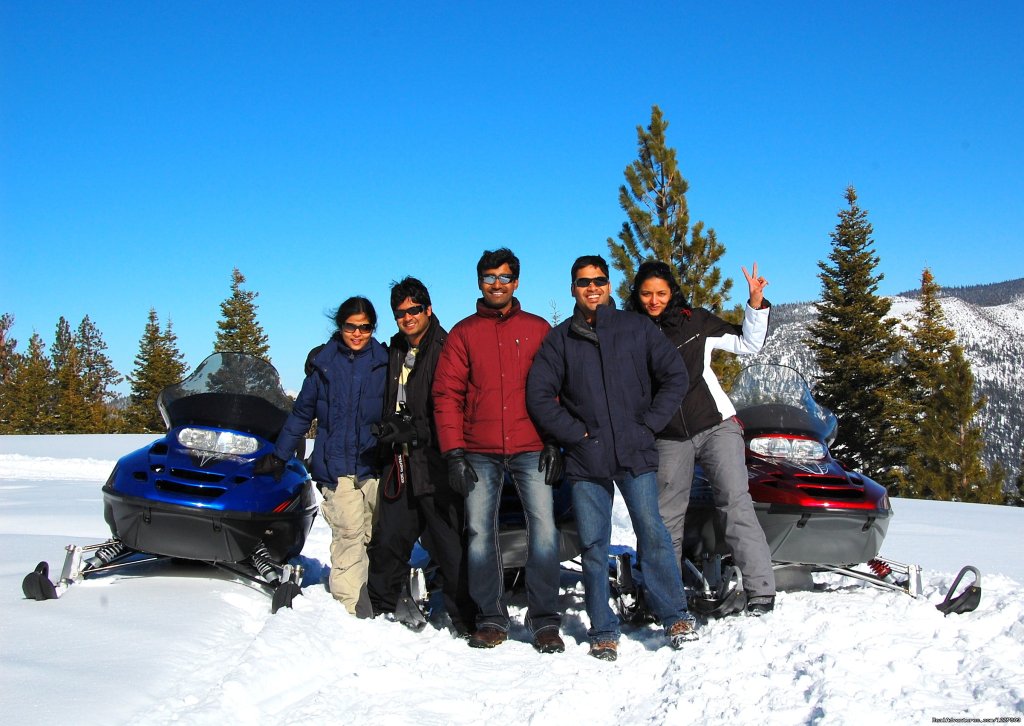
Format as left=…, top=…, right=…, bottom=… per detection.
left=479, top=273, right=517, bottom=285
left=393, top=304, right=426, bottom=319
left=341, top=322, right=373, bottom=334
left=573, top=276, right=610, bottom=288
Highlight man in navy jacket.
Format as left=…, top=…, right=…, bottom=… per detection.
left=526, top=255, right=698, bottom=661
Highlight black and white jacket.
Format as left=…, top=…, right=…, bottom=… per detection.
left=653, top=301, right=771, bottom=440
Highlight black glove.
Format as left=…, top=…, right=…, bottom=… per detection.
left=444, top=448, right=477, bottom=497
left=538, top=443, right=564, bottom=486
left=372, top=414, right=418, bottom=447
left=253, top=453, right=287, bottom=482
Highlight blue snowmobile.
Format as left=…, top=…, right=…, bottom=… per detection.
left=22, top=352, right=318, bottom=613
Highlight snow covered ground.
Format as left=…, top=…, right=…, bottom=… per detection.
left=1, top=435, right=1022, bottom=725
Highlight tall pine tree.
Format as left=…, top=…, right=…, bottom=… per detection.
left=214, top=268, right=270, bottom=360
left=900, top=270, right=1003, bottom=502
left=606, top=105, right=733, bottom=309
left=806, top=187, right=906, bottom=486
left=76, top=316, right=122, bottom=431
left=0, top=314, right=18, bottom=432
left=127, top=309, right=188, bottom=432
left=51, top=317, right=88, bottom=432
left=8, top=332, right=55, bottom=433
left=606, top=105, right=741, bottom=383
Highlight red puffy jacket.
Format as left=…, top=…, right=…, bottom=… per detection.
left=432, top=298, right=550, bottom=455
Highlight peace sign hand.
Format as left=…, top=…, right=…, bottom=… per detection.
left=742, top=263, right=769, bottom=309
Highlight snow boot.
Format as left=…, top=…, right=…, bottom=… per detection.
left=745, top=595, right=775, bottom=617
left=667, top=615, right=699, bottom=648
left=589, top=640, right=618, bottom=661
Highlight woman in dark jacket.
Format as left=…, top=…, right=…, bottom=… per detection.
left=260, top=296, right=388, bottom=616
left=627, top=261, right=778, bottom=615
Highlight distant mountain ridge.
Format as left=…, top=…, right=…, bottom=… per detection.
left=897, top=277, right=1024, bottom=307
left=759, top=278, right=1023, bottom=489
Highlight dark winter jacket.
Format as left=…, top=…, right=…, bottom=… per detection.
left=432, top=298, right=550, bottom=455
left=381, top=316, right=448, bottom=497
left=274, top=334, right=388, bottom=484
left=652, top=301, right=771, bottom=440
left=526, top=304, right=688, bottom=481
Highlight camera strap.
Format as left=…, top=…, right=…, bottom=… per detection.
left=382, top=450, right=409, bottom=501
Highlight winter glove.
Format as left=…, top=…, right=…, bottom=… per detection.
left=444, top=448, right=477, bottom=497
left=538, top=443, right=564, bottom=486
left=253, top=453, right=287, bottom=482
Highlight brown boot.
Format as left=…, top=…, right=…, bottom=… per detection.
left=589, top=640, right=618, bottom=661
left=468, top=626, right=507, bottom=648
left=532, top=629, right=565, bottom=654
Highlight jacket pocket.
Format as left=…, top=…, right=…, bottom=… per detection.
left=566, top=436, right=607, bottom=479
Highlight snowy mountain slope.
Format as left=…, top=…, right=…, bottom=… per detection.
left=761, top=291, right=1024, bottom=487
left=2, top=435, right=1023, bottom=725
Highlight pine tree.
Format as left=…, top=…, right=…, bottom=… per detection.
left=8, top=332, right=55, bottom=433
left=76, top=316, right=122, bottom=431
left=51, top=317, right=88, bottom=432
left=127, top=309, right=188, bottom=432
left=0, top=314, right=18, bottom=432
left=907, top=345, right=1003, bottom=503
left=214, top=268, right=270, bottom=360
left=606, top=105, right=741, bottom=383
left=895, top=269, right=1003, bottom=502
left=901, top=269, right=956, bottom=411
left=606, top=105, right=733, bottom=309
left=806, top=187, right=906, bottom=486
left=895, top=268, right=953, bottom=497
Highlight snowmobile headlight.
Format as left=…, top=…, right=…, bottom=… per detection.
left=749, top=436, right=826, bottom=462
left=178, top=427, right=259, bottom=456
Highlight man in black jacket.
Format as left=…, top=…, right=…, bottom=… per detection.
left=366, top=277, right=476, bottom=633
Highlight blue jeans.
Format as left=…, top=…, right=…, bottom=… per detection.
left=572, top=471, right=688, bottom=643
left=464, top=451, right=561, bottom=635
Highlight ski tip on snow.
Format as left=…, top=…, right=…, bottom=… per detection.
left=22, top=561, right=58, bottom=601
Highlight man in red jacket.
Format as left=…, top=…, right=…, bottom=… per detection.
left=432, top=248, right=565, bottom=654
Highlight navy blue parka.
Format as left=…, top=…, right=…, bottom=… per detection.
left=274, top=334, right=389, bottom=485
left=526, top=304, right=688, bottom=481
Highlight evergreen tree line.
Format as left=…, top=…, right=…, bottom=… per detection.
left=0, top=268, right=270, bottom=434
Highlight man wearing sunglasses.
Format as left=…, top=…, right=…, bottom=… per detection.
left=433, top=248, right=565, bottom=654
left=526, top=255, right=697, bottom=661
left=366, top=277, right=477, bottom=635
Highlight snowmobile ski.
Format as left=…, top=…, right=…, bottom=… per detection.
left=935, top=565, right=981, bottom=616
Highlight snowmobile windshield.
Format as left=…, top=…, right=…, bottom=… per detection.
left=729, top=364, right=836, bottom=440
left=157, top=353, right=295, bottom=441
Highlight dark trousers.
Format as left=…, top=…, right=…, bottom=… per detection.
left=366, top=470, right=477, bottom=630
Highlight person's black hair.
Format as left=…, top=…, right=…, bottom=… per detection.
left=389, top=277, right=432, bottom=310
left=570, top=254, right=610, bottom=282
left=331, top=296, right=377, bottom=332
left=626, top=260, right=690, bottom=316
left=476, top=248, right=520, bottom=279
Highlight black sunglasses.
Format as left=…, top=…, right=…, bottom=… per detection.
left=393, top=304, right=426, bottom=319
left=479, top=273, right=517, bottom=284
left=573, top=276, right=610, bottom=288
left=341, top=322, right=373, bottom=334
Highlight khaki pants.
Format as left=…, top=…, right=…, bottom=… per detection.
left=321, top=475, right=380, bottom=614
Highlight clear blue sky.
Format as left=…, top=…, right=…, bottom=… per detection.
left=2, top=2, right=1021, bottom=393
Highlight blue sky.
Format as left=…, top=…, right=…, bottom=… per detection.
left=2, top=2, right=1021, bottom=393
